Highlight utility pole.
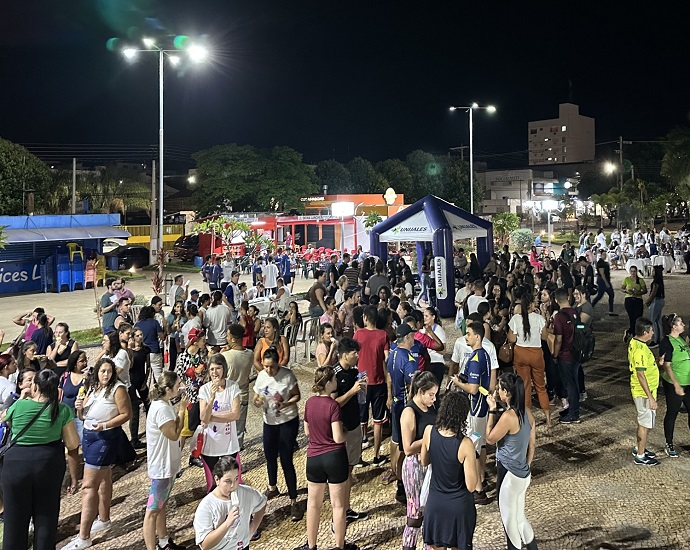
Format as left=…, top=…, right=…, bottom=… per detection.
left=150, top=160, right=157, bottom=266
left=618, top=136, right=624, bottom=190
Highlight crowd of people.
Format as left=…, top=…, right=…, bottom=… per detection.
left=1, top=225, right=689, bottom=550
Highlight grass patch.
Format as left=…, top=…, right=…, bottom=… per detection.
left=106, top=269, right=147, bottom=280
left=72, top=327, right=105, bottom=346
left=143, top=262, right=200, bottom=273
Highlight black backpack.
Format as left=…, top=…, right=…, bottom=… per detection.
left=558, top=310, right=595, bottom=364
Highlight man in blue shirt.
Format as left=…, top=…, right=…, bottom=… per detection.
left=385, top=323, right=418, bottom=505
left=450, top=321, right=491, bottom=505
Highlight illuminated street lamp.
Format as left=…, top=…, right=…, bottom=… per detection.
left=543, top=199, right=560, bottom=248
left=449, top=103, right=496, bottom=214
left=120, top=37, right=209, bottom=264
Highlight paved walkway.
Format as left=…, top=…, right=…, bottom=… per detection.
left=4, top=258, right=690, bottom=549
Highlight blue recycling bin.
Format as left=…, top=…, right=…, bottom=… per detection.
left=193, top=256, right=203, bottom=267
left=107, top=255, right=119, bottom=271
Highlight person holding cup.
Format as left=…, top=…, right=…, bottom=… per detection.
left=194, top=456, right=267, bottom=550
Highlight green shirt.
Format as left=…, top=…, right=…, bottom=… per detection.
left=6, top=399, right=74, bottom=445
left=628, top=338, right=659, bottom=399
left=661, top=336, right=690, bottom=386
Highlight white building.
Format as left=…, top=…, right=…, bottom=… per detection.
left=528, top=103, right=595, bottom=166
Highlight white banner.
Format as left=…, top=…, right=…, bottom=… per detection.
left=434, top=256, right=448, bottom=300
left=379, top=210, right=431, bottom=242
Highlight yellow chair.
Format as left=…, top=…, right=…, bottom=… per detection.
left=96, top=254, right=107, bottom=286
left=66, top=242, right=84, bottom=262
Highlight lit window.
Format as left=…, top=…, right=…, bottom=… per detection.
left=548, top=157, right=552, bottom=161
left=548, top=147, right=552, bottom=151
left=562, top=125, right=567, bottom=132
left=562, top=156, right=567, bottom=162
left=544, top=138, right=549, bottom=142
left=563, top=146, right=567, bottom=153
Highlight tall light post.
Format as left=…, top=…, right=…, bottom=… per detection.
left=122, top=38, right=208, bottom=264
left=449, top=103, right=496, bottom=215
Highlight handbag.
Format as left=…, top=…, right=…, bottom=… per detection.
left=498, top=338, right=514, bottom=363
left=0, top=401, right=50, bottom=460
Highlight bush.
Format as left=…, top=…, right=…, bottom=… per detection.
left=509, top=228, right=534, bottom=252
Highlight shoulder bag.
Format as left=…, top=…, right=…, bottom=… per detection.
left=0, top=401, right=50, bottom=460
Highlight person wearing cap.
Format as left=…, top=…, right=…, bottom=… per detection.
left=186, top=289, right=201, bottom=311
left=385, top=323, right=419, bottom=506
left=168, top=274, right=189, bottom=309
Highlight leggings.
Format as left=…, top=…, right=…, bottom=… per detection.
left=128, top=383, right=150, bottom=443
left=662, top=378, right=690, bottom=444
left=201, top=452, right=241, bottom=493
left=1, top=441, right=66, bottom=550
left=497, top=461, right=535, bottom=550
left=263, top=417, right=299, bottom=499
left=624, top=297, right=644, bottom=336
left=648, top=297, right=665, bottom=342
left=401, top=454, right=427, bottom=548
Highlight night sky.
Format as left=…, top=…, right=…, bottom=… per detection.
left=2, top=1, right=688, bottom=166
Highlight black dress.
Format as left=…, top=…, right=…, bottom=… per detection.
left=423, top=427, right=476, bottom=549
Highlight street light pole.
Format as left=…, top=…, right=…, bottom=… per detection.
left=449, top=103, right=496, bottom=215
left=158, top=48, right=164, bottom=260
left=469, top=106, right=474, bottom=215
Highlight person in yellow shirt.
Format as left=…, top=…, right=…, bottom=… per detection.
left=628, top=317, right=660, bottom=466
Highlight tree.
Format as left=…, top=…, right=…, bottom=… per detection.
left=437, top=156, right=482, bottom=211
left=192, top=144, right=317, bottom=215
left=662, top=127, right=690, bottom=194
left=375, top=159, right=414, bottom=200
left=0, top=138, right=52, bottom=215
left=348, top=157, right=382, bottom=194
left=193, top=217, right=252, bottom=251
left=405, top=150, right=444, bottom=202
left=315, top=160, right=352, bottom=194
left=363, top=211, right=383, bottom=233
left=492, top=212, right=520, bottom=246
left=509, top=229, right=534, bottom=252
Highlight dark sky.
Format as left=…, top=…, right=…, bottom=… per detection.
left=2, top=1, right=688, bottom=166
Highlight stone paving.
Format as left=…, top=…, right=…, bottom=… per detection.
left=5, top=264, right=690, bottom=549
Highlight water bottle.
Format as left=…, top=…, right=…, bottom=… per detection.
left=357, top=372, right=367, bottom=404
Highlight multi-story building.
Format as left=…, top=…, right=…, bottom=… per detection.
left=528, top=103, right=594, bottom=166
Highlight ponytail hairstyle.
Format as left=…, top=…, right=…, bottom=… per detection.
left=312, top=365, right=335, bottom=393
left=211, top=290, right=223, bottom=308
left=262, top=346, right=280, bottom=364
left=520, top=292, right=532, bottom=339
left=498, top=372, right=526, bottom=425
left=408, top=371, right=438, bottom=401
left=33, top=368, right=61, bottom=423
left=662, top=313, right=682, bottom=337
left=150, top=370, right=180, bottom=401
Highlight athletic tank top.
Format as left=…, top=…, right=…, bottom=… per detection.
left=496, top=411, right=531, bottom=478
left=429, top=427, right=469, bottom=494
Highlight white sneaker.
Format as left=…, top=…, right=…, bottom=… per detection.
left=64, top=537, right=93, bottom=550
left=559, top=398, right=569, bottom=411
left=91, top=518, right=112, bottom=534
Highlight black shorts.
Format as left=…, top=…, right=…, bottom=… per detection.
left=306, top=447, right=349, bottom=484
left=359, top=383, right=388, bottom=425
left=390, top=399, right=405, bottom=448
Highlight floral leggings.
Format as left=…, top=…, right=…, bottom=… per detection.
left=402, top=453, right=427, bottom=548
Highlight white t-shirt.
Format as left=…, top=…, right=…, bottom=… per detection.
left=221, top=260, right=235, bottom=283
left=204, top=304, right=231, bottom=346
left=427, top=323, right=447, bottom=364
left=262, top=263, right=279, bottom=288
left=194, top=485, right=267, bottom=550
left=253, top=367, right=299, bottom=425
left=181, top=317, right=202, bottom=346
left=108, top=349, right=131, bottom=388
left=466, top=295, right=488, bottom=315
left=452, top=337, right=499, bottom=374
left=455, top=287, right=470, bottom=304
left=276, top=286, right=291, bottom=313
left=0, top=377, right=16, bottom=403
left=508, top=312, right=546, bottom=348
left=198, top=381, right=241, bottom=457
left=146, top=399, right=182, bottom=479
left=222, top=349, right=254, bottom=403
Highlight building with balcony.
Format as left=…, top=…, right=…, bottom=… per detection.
left=528, top=103, right=595, bottom=166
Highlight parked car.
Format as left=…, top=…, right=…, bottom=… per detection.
left=102, top=238, right=128, bottom=254
left=173, top=234, right=199, bottom=261
left=105, top=245, right=150, bottom=270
